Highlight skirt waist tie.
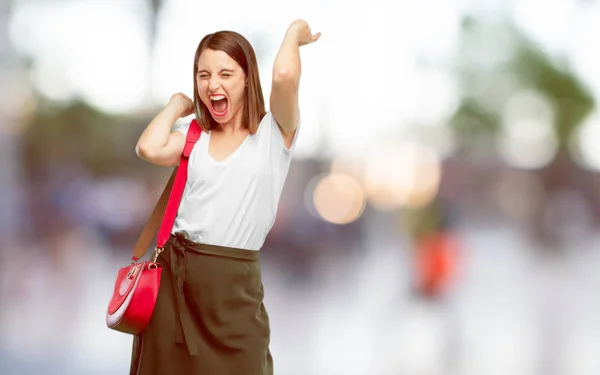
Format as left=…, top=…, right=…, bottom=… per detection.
left=170, top=232, right=200, bottom=356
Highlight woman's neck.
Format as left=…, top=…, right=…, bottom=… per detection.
left=216, top=108, right=245, bottom=134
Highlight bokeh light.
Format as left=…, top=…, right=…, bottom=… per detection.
left=311, top=173, right=366, bottom=225
left=496, top=90, right=559, bottom=169
left=363, top=141, right=442, bottom=210
left=570, top=111, right=600, bottom=171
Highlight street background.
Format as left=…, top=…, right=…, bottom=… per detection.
left=1, top=0, right=600, bottom=374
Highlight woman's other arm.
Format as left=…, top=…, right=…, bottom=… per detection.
left=270, top=19, right=320, bottom=149
left=135, top=93, right=193, bottom=166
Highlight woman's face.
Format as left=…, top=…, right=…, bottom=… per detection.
left=196, top=48, right=246, bottom=125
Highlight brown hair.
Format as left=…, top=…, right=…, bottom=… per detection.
left=193, top=31, right=266, bottom=134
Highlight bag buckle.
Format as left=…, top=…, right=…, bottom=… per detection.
left=152, top=246, right=163, bottom=263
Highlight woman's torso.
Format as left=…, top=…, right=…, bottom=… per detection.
left=171, top=111, right=298, bottom=250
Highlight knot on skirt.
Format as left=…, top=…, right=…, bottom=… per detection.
left=170, top=233, right=199, bottom=355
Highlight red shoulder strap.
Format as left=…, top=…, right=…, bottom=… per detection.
left=131, top=119, right=202, bottom=261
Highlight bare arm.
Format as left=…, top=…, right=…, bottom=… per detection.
left=136, top=93, right=193, bottom=167
left=270, top=20, right=320, bottom=148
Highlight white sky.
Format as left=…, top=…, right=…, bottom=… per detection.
left=7, top=0, right=600, bottom=161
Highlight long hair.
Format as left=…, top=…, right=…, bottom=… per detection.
left=193, top=31, right=266, bottom=134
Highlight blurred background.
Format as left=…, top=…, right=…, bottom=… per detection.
left=1, top=0, right=600, bottom=374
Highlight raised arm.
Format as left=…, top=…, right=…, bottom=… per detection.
left=270, top=20, right=320, bottom=148
left=135, top=93, right=194, bottom=167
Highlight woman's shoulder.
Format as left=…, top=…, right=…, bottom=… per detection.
left=259, top=111, right=275, bottom=125
left=254, top=111, right=275, bottom=135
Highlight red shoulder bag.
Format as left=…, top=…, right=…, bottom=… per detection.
left=106, top=120, right=201, bottom=334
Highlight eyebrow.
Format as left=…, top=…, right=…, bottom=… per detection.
left=197, top=68, right=235, bottom=74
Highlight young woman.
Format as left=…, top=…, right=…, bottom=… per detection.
left=130, top=19, right=320, bottom=375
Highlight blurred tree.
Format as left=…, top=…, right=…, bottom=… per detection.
left=20, top=0, right=170, bottom=178
left=0, top=0, right=24, bottom=243
left=511, top=35, right=594, bottom=145
left=148, top=0, right=165, bottom=51
left=406, top=15, right=596, bottom=250
left=21, top=100, right=152, bottom=176
left=451, top=16, right=594, bottom=148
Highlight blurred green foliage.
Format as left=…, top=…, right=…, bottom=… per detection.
left=21, top=100, right=152, bottom=176
left=451, top=16, right=595, bottom=146
left=406, top=16, right=595, bottom=242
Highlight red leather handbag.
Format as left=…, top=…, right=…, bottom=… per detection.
left=106, top=120, right=202, bottom=334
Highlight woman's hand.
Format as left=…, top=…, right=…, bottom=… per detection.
left=287, top=19, right=320, bottom=47
left=168, top=92, right=194, bottom=118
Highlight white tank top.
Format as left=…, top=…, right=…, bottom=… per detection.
left=171, top=111, right=299, bottom=250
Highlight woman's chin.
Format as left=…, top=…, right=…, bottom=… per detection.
left=212, top=106, right=242, bottom=124
left=211, top=114, right=229, bottom=124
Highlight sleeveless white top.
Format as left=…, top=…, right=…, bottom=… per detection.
left=171, top=111, right=299, bottom=250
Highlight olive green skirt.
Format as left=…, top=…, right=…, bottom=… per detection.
left=130, top=232, right=273, bottom=375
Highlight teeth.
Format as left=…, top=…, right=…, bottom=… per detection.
left=211, top=95, right=225, bottom=100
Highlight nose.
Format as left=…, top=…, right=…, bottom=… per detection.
left=208, top=76, right=220, bottom=92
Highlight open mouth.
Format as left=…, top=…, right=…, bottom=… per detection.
left=209, top=94, right=228, bottom=117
